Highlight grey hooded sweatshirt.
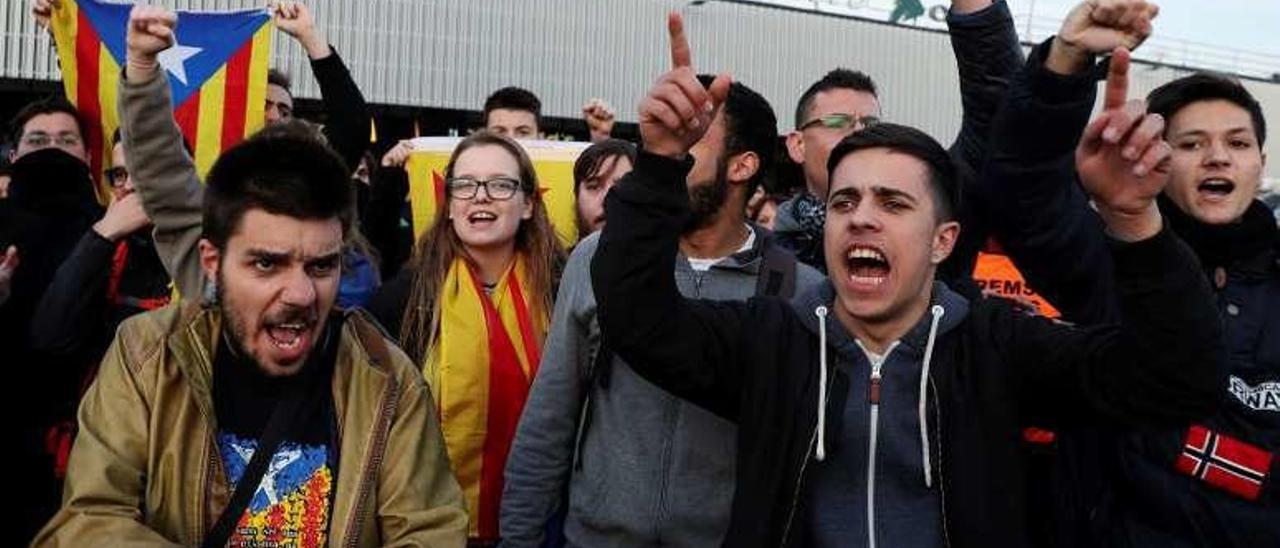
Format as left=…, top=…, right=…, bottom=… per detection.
left=501, top=230, right=821, bottom=548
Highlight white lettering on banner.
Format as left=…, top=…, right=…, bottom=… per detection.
left=1228, top=376, right=1280, bottom=412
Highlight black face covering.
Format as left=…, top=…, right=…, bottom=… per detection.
left=1, top=149, right=104, bottom=313
left=7, top=148, right=101, bottom=219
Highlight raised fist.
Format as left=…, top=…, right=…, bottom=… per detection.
left=125, top=5, right=177, bottom=79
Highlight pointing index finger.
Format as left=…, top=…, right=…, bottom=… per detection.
left=668, top=11, right=692, bottom=69
left=1103, top=47, right=1131, bottom=110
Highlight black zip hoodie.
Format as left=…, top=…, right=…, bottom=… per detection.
left=592, top=150, right=1226, bottom=548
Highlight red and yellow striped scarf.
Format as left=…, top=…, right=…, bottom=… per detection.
left=426, top=255, right=547, bottom=540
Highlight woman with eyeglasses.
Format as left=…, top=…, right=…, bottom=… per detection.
left=367, top=131, right=565, bottom=546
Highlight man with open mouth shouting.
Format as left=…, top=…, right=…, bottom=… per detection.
left=32, top=7, right=467, bottom=548
left=590, top=11, right=1225, bottom=548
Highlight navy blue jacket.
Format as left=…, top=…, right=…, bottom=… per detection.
left=982, top=39, right=1280, bottom=547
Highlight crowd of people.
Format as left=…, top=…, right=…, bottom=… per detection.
left=2, top=0, right=1276, bottom=546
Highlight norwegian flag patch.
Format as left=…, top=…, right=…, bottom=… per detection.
left=1175, top=425, right=1273, bottom=501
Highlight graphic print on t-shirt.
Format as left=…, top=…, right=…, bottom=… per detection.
left=218, top=432, right=334, bottom=548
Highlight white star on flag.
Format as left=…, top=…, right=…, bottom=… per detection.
left=157, top=39, right=203, bottom=85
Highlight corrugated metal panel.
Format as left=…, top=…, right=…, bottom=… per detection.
left=2, top=0, right=1278, bottom=177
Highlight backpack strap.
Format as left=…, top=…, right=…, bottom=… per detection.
left=756, top=239, right=798, bottom=299
left=573, top=235, right=797, bottom=471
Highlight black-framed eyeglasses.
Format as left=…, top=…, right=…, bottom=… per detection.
left=105, top=166, right=130, bottom=187
left=446, top=177, right=523, bottom=200
left=799, top=113, right=880, bottom=132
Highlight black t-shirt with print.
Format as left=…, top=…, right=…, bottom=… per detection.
left=212, top=315, right=342, bottom=547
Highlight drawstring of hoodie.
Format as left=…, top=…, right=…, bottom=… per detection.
left=815, top=306, right=829, bottom=461
left=918, top=305, right=945, bottom=488
left=813, top=302, right=945, bottom=485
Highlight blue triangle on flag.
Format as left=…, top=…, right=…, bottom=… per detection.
left=77, top=0, right=271, bottom=106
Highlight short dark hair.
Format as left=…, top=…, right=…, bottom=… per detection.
left=698, top=75, right=779, bottom=200
left=267, top=68, right=292, bottom=96
left=794, top=68, right=878, bottom=129
left=483, top=86, right=542, bottom=127
left=202, top=120, right=353, bottom=250
left=1147, top=73, right=1266, bottom=146
left=573, top=138, right=636, bottom=195
left=9, top=96, right=89, bottom=145
left=826, top=123, right=957, bottom=221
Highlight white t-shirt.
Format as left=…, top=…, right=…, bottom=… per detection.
left=686, top=224, right=757, bottom=272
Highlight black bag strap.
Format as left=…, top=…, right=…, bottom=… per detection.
left=756, top=240, right=798, bottom=299
left=573, top=239, right=798, bottom=469
left=202, top=372, right=315, bottom=548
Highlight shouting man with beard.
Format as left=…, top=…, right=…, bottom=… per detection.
left=501, top=32, right=821, bottom=544
left=32, top=7, right=467, bottom=547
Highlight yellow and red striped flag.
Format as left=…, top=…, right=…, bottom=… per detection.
left=428, top=255, right=548, bottom=541
left=50, top=0, right=272, bottom=199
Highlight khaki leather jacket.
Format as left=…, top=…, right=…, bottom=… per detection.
left=33, top=302, right=468, bottom=547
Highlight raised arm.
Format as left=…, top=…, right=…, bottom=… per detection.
left=119, top=5, right=206, bottom=299
left=1008, top=46, right=1222, bottom=428
left=591, top=13, right=749, bottom=417
left=981, top=0, right=1161, bottom=324
left=1009, top=225, right=1223, bottom=428
left=362, top=141, right=415, bottom=279
left=946, top=0, right=1023, bottom=173
left=273, top=1, right=372, bottom=171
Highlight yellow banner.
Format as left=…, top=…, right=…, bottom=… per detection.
left=406, top=137, right=588, bottom=247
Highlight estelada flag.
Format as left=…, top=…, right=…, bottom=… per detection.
left=406, top=137, right=588, bottom=247
left=49, top=0, right=272, bottom=199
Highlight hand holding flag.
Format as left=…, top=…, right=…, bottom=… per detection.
left=49, top=0, right=274, bottom=185
left=32, top=0, right=58, bottom=28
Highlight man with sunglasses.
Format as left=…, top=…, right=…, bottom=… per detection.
left=775, top=0, right=1023, bottom=279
